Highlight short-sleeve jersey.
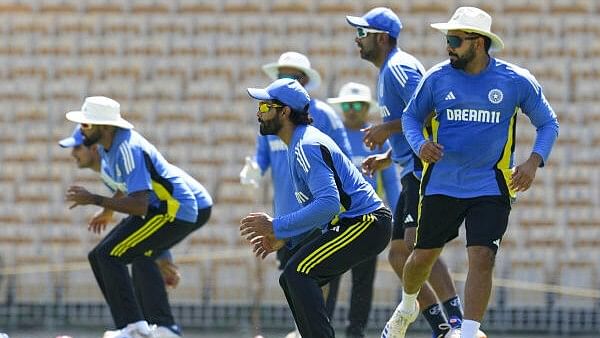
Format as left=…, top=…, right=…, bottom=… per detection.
left=378, top=48, right=426, bottom=178
left=98, top=129, right=198, bottom=222
left=255, top=134, right=301, bottom=217
left=345, top=125, right=400, bottom=214
left=402, top=58, right=559, bottom=198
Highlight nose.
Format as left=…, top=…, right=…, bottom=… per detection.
left=355, top=36, right=360, bottom=44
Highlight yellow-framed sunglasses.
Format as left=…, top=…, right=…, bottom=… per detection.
left=258, top=102, right=284, bottom=113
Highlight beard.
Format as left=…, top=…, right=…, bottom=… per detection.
left=259, top=117, right=282, bottom=136
left=450, top=44, right=476, bottom=70
left=358, top=41, right=376, bottom=61
left=82, top=129, right=101, bottom=146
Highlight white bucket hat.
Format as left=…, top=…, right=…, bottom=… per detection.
left=65, top=96, right=134, bottom=129
left=431, top=7, right=504, bottom=51
left=262, top=51, right=322, bottom=91
left=327, top=82, right=378, bottom=113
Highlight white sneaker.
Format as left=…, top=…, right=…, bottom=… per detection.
left=380, top=301, right=420, bottom=338
left=443, top=328, right=460, bottom=338
left=102, top=329, right=123, bottom=338
left=284, top=329, right=301, bottom=338
left=103, top=322, right=156, bottom=338
left=154, top=326, right=181, bottom=338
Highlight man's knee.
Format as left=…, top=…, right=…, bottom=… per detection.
left=388, top=240, right=411, bottom=265
left=468, top=246, right=496, bottom=272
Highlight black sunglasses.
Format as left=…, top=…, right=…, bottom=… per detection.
left=446, top=35, right=480, bottom=49
left=278, top=73, right=305, bottom=81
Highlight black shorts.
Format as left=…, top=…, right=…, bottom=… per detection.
left=415, top=194, right=511, bottom=253
left=392, top=173, right=420, bottom=240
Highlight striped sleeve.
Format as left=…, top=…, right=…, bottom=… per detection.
left=387, top=64, right=423, bottom=106
left=120, top=143, right=153, bottom=194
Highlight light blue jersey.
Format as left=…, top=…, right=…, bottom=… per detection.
left=378, top=48, right=426, bottom=178
left=255, top=134, right=301, bottom=217
left=98, top=129, right=198, bottom=222
left=272, top=125, right=383, bottom=244
left=402, top=58, right=559, bottom=199
left=310, top=98, right=353, bottom=158
left=345, top=126, right=400, bottom=214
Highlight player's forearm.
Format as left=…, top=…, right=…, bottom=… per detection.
left=383, top=119, right=403, bottom=134
left=401, top=114, right=427, bottom=156
left=92, top=192, right=149, bottom=216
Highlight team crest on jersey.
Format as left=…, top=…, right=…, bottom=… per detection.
left=488, top=89, right=503, bottom=104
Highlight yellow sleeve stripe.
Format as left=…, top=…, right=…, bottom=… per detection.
left=151, top=180, right=180, bottom=221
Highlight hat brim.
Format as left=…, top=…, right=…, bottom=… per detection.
left=327, top=96, right=379, bottom=114
left=262, top=63, right=322, bottom=92
left=58, top=137, right=78, bottom=148
left=66, top=111, right=134, bottom=129
left=247, top=87, right=274, bottom=101
left=345, top=15, right=369, bottom=28
left=431, top=23, right=504, bottom=51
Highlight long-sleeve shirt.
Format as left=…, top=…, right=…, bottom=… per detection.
left=377, top=48, right=426, bottom=179
left=272, top=125, right=383, bottom=245
left=402, top=58, right=559, bottom=199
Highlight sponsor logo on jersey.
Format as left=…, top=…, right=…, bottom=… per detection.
left=445, top=91, right=456, bottom=100
left=446, top=109, right=501, bottom=124
left=488, top=88, right=503, bottom=104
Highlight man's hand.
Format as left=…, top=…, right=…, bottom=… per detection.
left=361, top=151, right=392, bottom=177
left=65, top=185, right=98, bottom=209
left=251, top=235, right=285, bottom=259
left=156, top=258, right=181, bottom=289
left=362, top=123, right=391, bottom=150
left=240, top=212, right=274, bottom=242
left=510, top=153, right=542, bottom=192
left=88, top=208, right=113, bottom=234
left=419, top=141, right=444, bottom=163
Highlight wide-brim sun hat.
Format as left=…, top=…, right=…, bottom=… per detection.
left=65, top=96, right=134, bottom=129
left=262, top=51, right=322, bottom=92
left=327, top=82, right=378, bottom=114
left=430, top=6, right=504, bottom=51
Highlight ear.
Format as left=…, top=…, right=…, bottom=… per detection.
left=376, top=33, right=389, bottom=46
left=281, top=106, right=292, bottom=117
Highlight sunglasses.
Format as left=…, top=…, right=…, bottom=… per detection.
left=277, top=73, right=305, bottom=81
left=446, top=35, right=480, bottom=49
left=341, top=102, right=365, bottom=112
left=80, top=123, right=93, bottom=130
left=258, top=102, right=283, bottom=113
left=356, top=27, right=388, bottom=38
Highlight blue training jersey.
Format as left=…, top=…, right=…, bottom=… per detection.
left=402, top=58, right=559, bottom=199
left=378, top=48, right=426, bottom=178
left=345, top=125, right=400, bottom=214
left=310, top=98, right=352, bottom=158
left=98, top=129, right=198, bottom=222
left=255, top=134, right=301, bottom=217
left=176, top=168, right=213, bottom=210
left=255, top=98, right=352, bottom=218
left=272, top=125, right=383, bottom=243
